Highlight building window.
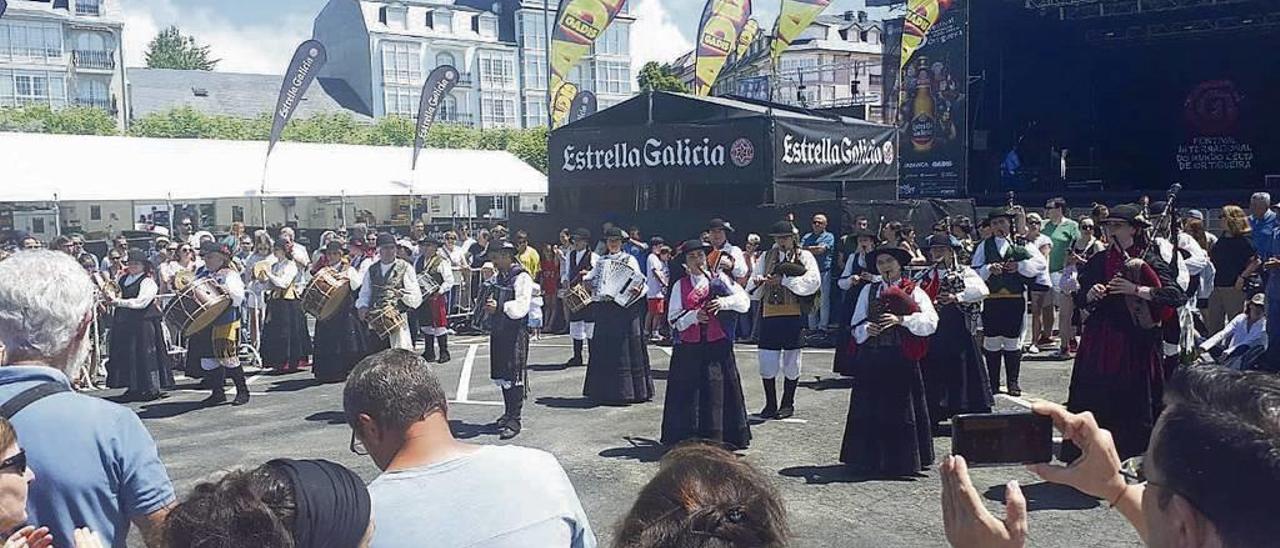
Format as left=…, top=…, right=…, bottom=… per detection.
left=0, top=23, right=63, bottom=62
left=519, top=12, right=547, bottom=51
left=598, top=61, right=629, bottom=95
left=522, top=53, right=546, bottom=89
left=522, top=95, right=546, bottom=127
left=90, top=205, right=101, bottom=221
left=32, top=218, right=45, bottom=235
left=478, top=52, right=515, bottom=89
left=481, top=93, right=516, bottom=128
left=76, top=0, right=103, bottom=16
left=595, top=24, right=629, bottom=57
left=382, top=41, right=422, bottom=86
left=384, top=85, right=420, bottom=117
left=232, top=206, right=245, bottom=223
left=439, top=94, right=458, bottom=121
left=869, top=73, right=883, bottom=87
left=436, top=11, right=453, bottom=33
left=5, top=71, right=66, bottom=108
left=435, top=51, right=455, bottom=69
left=379, top=7, right=388, bottom=24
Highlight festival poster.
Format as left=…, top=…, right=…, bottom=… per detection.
left=412, top=65, right=460, bottom=170
left=896, top=0, right=967, bottom=198
left=770, top=0, right=832, bottom=63
left=268, top=40, right=327, bottom=158
left=1175, top=80, right=1257, bottom=183
left=549, top=0, right=625, bottom=127
left=736, top=18, right=760, bottom=59
left=694, top=0, right=752, bottom=96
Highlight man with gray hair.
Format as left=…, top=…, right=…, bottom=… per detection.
left=0, top=251, right=174, bottom=547
left=1249, top=192, right=1280, bottom=371
left=345, top=349, right=595, bottom=547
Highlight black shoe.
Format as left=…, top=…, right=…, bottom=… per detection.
left=499, top=419, right=522, bottom=440
left=228, top=366, right=251, bottom=406
left=1003, top=350, right=1023, bottom=397
left=422, top=346, right=437, bottom=363
left=201, top=391, right=226, bottom=406
left=499, top=387, right=523, bottom=439
left=565, top=356, right=583, bottom=367
left=777, top=379, right=798, bottom=419
left=759, top=379, right=778, bottom=419
left=1007, top=384, right=1023, bottom=397
left=202, top=368, right=227, bottom=406
left=438, top=349, right=451, bottom=364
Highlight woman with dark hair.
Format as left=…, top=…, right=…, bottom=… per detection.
left=106, top=249, right=173, bottom=402
left=165, top=459, right=373, bottom=548
left=614, top=442, right=787, bottom=548
left=260, top=239, right=312, bottom=372
left=312, top=242, right=368, bottom=384
left=1206, top=205, right=1258, bottom=334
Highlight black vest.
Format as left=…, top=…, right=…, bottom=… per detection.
left=492, top=264, right=528, bottom=334
left=115, top=274, right=161, bottom=323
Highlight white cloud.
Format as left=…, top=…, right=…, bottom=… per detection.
left=628, top=0, right=694, bottom=77
left=121, top=0, right=313, bottom=74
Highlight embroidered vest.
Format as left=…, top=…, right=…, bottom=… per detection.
left=677, top=275, right=727, bottom=344
left=849, top=278, right=929, bottom=361
left=762, top=248, right=802, bottom=318
left=370, top=260, right=408, bottom=311
left=980, top=238, right=1031, bottom=298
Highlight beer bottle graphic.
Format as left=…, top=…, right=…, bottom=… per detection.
left=910, top=58, right=936, bottom=152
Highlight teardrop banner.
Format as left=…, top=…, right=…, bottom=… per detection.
left=567, top=90, right=597, bottom=124
left=771, top=0, right=832, bottom=64
left=694, top=0, right=753, bottom=95
left=548, top=0, right=626, bottom=127
left=412, top=65, right=461, bottom=170
left=0, top=1, right=8, bottom=20
left=268, top=40, right=328, bottom=158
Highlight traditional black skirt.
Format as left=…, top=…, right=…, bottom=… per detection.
left=261, top=299, right=312, bottom=368
left=921, top=306, right=993, bottom=423
left=107, top=314, right=174, bottom=395
left=583, top=301, right=653, bottom=403
left=758, top=314, right=804, bottom=351
left=312, top=299, right=368, bottom=383
left=491, top=320, right=530, bottom=387
left=839, top=344, right=934, bottom=476
left=660, top=339, right=751, bottom=449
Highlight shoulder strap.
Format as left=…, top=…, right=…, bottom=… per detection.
left=1, top=383, right=71, bottom=420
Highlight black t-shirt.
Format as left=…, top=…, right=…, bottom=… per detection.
left=1210, top=235, right=1256, bottom=286
left=468, top=242, right=489, bottom=269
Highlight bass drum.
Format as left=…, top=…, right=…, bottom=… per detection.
left=302, top=268, right=351, bottom=320
left=164, top=278, right=231, bottom=337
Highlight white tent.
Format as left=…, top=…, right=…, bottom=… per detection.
left=0, top=132, right=547, bottom=202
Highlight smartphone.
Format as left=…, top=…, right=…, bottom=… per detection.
left=951, top=412, right=1053, bottom=466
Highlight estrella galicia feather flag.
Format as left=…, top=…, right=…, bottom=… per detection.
left=412, top=65, right=461, bottom=170
left=0, top=1, right=7, bottom=19
left=567, top=90, right=597, bottom=124
left=268, top=40, right=328, bottom=158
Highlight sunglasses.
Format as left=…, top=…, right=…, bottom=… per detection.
left=349, top=430, right=368, bottom=456
left=0, top=450, right=26, bottom=475
left=1082, top=225, right=1095, bottom=230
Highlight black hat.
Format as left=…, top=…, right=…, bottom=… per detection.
left=848, top=227, right=877, bottom=241
left=490, top=240, right=518, bottom=255
left=324, top=241, right=345, bottom=255
left=768, top=221, right=797, bottom=237
left=375, top=233, right=397, bottom=248
left=572, top=228, right=591, bottom=241
left=1103, top=204, right=1151, bottom=228
left=674, top=239, right=713, bottom=264
left=125, top=249, right=148, bottom=264
left=604, top=227, right=626, bottom=240
left=199, top=240, right=229, bottom=257
left=418, top=235, right=440, bottom=247
left=707, top=218, right=735, bottom=233
left=648, top=236, right=666, bottom=247
left=926, top=234, right=961, bottom=249
left=987, top=208, right=1017, bottom=222
left=867, top=244, right=913, bottom=267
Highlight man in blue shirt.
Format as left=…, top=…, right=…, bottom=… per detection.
left=1249, top=192, right=1280, bottom=371
left=0, top=251, right=175, bottom=548
left=801, top=213, right=836, bottom=334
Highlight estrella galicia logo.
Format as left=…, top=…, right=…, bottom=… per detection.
left=730, top=138, right=755, bottom=168
left=882, top=140, right=896, bottom=165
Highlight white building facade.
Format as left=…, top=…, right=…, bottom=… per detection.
left=0, top=0, right=128, bottom=127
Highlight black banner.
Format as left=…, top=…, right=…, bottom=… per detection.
left=567, top=90, right=597, bottom=124
left=412, top=64, right=460, bottom=170
left=897, top=0, right=968, bottom=198
left=0, top=1, right=7, bottom=19
left=773, top=118, right=897, bottom=182
left=550, top=120, right=770, bottom=186
left=269, top=40, right=328, bottom=158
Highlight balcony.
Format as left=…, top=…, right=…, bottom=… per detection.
left=76, top=1, right=103, bottom=16
left=75, top=97, right=115, bottom=113
left=439, top=112, right=474, bottom=126
left=455, top=71, right=473, bottom=87
left=72, top=50, right=116, bottom=70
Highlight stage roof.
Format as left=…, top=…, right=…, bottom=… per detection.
left=0, top=133, right=547, bottom=203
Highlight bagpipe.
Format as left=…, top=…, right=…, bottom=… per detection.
left=850, top=279, right=928, bottom=360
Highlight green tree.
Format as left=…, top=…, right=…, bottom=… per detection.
left=637, top=61, right=688, bottom=93
left=144, top=26, right=219, bottom=71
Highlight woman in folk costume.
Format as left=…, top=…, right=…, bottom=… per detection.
left=415, top=236, right=456, bottom=364
left=259, top=239, right=313, bottom=372
left=747, top=221, right=821, bottom=420
left=917, top=235, right=992, bottom=432
left=840, top=244, right=938, bottom=477
left=661, top=239, right=753, bottom=450
left=833, top=227, right=880, bottom=377
left=583, top=227, right=653, bottom=404
left=187, top=241, right=250, bottom=406
left=1062, top=204, right=1182, bottom=462
left=311, top=241, right=369, bottom=383
left=106, top=249, right=174, bottom=402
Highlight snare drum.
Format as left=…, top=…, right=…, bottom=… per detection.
left=564, top=283, right=592, bottom=314
left=417, top=272, right=441, bottom=297
left=302, top=268, right=351, bottom=320
left=367, top=305, right=406, bottom=340
left=164, top=278, right=232, bottom=337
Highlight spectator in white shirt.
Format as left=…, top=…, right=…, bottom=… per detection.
left=1200, top=293, right=1267, bottom=371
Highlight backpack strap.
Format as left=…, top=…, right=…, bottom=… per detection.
left=0, top=383, right=71, bottom=420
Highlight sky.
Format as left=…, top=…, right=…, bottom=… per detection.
left=120, top=0, right=894, bottom=76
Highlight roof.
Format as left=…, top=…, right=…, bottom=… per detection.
left=0, top=133, right=547, bottom=202
left=562, top=91, right=890, bottom=128
left=128, top=68, right=373, bottom=121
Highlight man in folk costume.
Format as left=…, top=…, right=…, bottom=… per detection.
left=833, top=227, right=880, bottom=377
left=482, top=241, right=535, bottom=439
left=582, top=227, right=653, bottom=404
left=918, top=234, right=992, bottom=432
left=661, top=239, right=753, bottom=450
left=356, top=233, right=423, bottom=352
left=747, top=221, right=821, bottom=419
left=971, top=208, right=1048, bottom=396
left=311, top=241, right=368, bottom=383
left=706, top=218, right=749, bottom=280
left=189, top=241, right=249, bottom=406
left=839, top=244, right=938, bottom=477
left=561, top=228, right=597, bottom=367
left=414, top=236, right=456, bottom=364
left=1063, top=204, right=1183, bottom=462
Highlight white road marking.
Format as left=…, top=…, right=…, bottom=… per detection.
left=777, top=418, right=808, bottom=424
left=455, top=344, right=478, bottom=402
left=448, top=399, right=503, bottom=407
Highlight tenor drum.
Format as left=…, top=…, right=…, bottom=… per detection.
left=565, top=283, right=592, bottom=313
left=417, top=272, right=441, bottom=297
left=367, top=306, right=406, bottom=340
left=163, top=278, right=232, bottom=337
left=302, top=268, right=351, bottom=320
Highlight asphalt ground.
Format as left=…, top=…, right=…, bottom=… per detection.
left=104, top=334, right=1141, bottom=548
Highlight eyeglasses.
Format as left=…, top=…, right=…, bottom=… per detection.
left=1081, top=225, right=1095, bottom=231
left=0, top=450, right=26, bottom=475
left=349, top=430, right=368, bottom=456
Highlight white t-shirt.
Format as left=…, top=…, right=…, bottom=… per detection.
left=645, top=254, right=669, bottom=299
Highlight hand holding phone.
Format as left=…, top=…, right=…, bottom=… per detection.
left=952, top=412, right=1053, bottom=466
